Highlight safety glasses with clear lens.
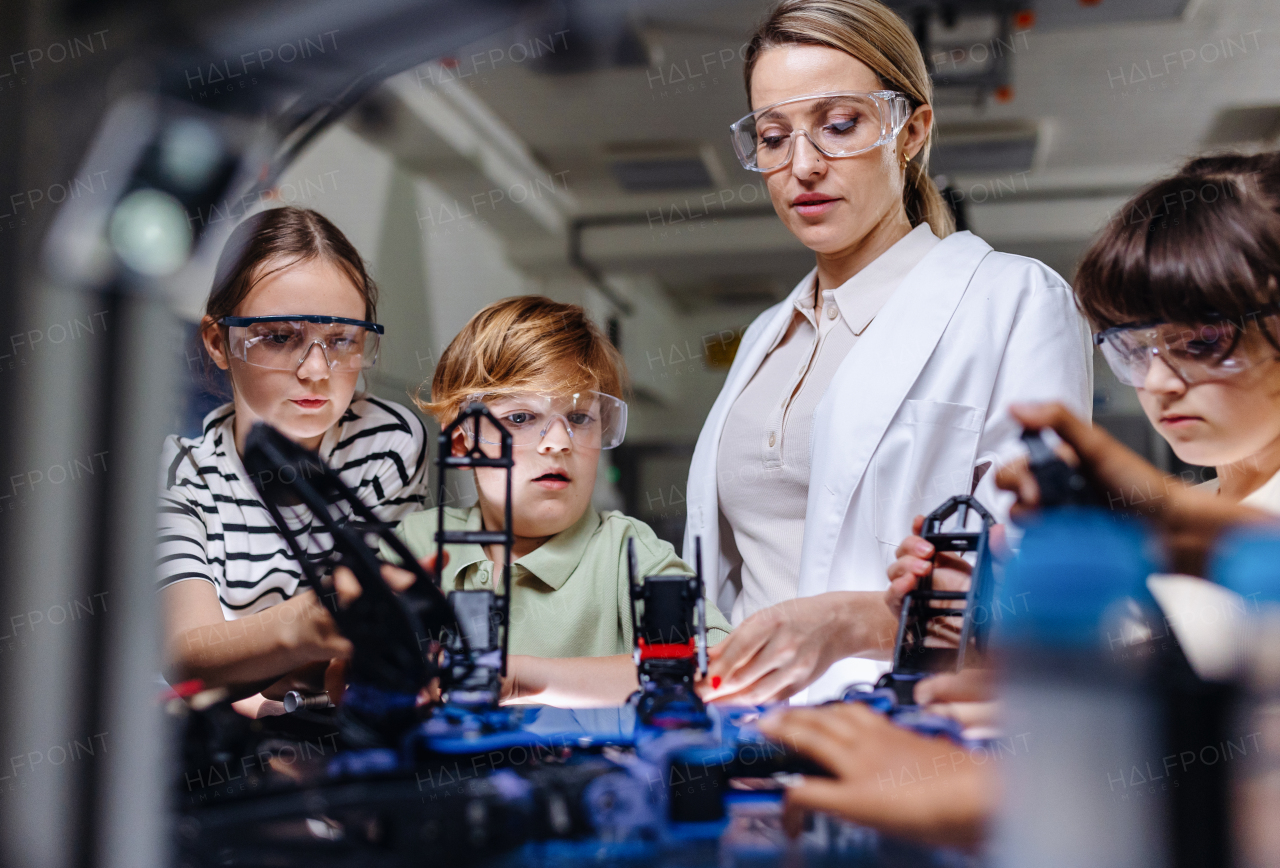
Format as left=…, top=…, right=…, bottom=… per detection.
left=729, top=90, right=915, bottom=172
left=1094, top=314, right=1280, bottom=387
left=464, top=390, right=628, bottom=450
left=220, top=315, right=383, bottom=372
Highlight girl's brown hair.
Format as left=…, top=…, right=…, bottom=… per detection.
left=1074, top=152, right=1280, bottom=333
left=419, top=296, right=627, bottom=425
left=742, top=0, right=955, bottom=238
left=204, top=206, right=378, bottom=326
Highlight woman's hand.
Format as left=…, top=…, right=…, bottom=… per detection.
left=756, top=703, right=994, bottom=851
left=699, top=592, right=898, bottom=705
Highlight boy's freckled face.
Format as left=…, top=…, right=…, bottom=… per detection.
left=458, top=390, right=602, bottom=540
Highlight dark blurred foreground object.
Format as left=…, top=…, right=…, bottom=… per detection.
left=993, top=433, right=1236, bottom=868
left=1212, top=532, right=1280, bottom=868
left=243, top=422, right=459, bottom=745
left=1020, top=428, right=1093, bottom=507
left=0, top=4, right=548, bottom=866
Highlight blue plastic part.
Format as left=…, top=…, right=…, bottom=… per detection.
left=417, top=728, right=567, bottom=756
left=413, top=705, right=641, bottom=757
left=664, top=818, right=731, bottom=839
left=842, top=685, right=902, bottom=713
left=669, top=744, right=737, bottom=767
left=327, top=747, right=400, bottom=777
left=723, top=790, right=784, bottom=805
left=1211, top=526, right=1280, bottom=605
left=342, top=682, right=418, bottom=715
left=997, top=508, right=1158, bottom=648
left=887, top=710, right=967, bottom=742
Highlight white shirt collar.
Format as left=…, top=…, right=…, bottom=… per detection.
left=785, top=223, right=941, bottom=337
left=828, top=223, right=941, bottom=334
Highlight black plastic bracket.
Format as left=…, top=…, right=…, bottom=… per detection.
left=434, top=402, right=515, bottom=701
left=885, top=494, right=997, bottom=698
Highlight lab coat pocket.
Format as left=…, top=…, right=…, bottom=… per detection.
left=872, top=399, right=983, bottom=548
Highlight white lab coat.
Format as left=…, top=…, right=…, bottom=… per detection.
left=683, top=230, right=1093, bottom=702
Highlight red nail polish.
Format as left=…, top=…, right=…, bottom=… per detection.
left=711, top=676, right=722, bottom=689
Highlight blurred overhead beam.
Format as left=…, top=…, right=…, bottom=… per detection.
left=576, top=195, right=1123, bottom=270
left=385, top=67, right=575, bottom=236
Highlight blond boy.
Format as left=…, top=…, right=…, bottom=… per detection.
left=388, top=296, right=731, bottom=706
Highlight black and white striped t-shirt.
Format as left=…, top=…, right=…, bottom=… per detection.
left=157, top=396, right=429, bottom=619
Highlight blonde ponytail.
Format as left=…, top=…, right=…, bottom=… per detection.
left=744, top=0, right=956, bottom=238
left=904, top=159, right=955, bottom=237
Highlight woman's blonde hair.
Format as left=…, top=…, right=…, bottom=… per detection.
left=418, top=296, right=628, bottom=424
left=743, top=0, right=955, bottom=238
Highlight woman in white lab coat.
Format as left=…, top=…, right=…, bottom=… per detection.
left=689, top=0, right=1092, bottom=704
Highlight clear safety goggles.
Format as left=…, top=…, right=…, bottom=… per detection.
left=1094, top=314, right=1280, bottom=387
left=220, top=315, right=383, bottom=372
left=465, top=390, right=628, bottom=450
left=729, top=90, right=915, bottom=172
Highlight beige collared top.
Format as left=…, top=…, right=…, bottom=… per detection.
left=716, top=223, right=941, bottom=622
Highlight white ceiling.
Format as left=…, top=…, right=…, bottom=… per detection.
left=358, top=0, right=1280, bottom=305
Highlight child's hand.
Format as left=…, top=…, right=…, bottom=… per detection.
left=325, top=657, right=348, bottom=706
left=884, top=517, right=1007, bottom=648
left=913, top=668, right=999, bottom=728
left=260, top=660, right=330, bottom=699
left=500, top=655, right=545, bottom=704
left=332, top=553, right=448, bottom=606
left=997, top=401, right=1272, bottom=574
left=499, top=655, right=637, bottom=707
left=756, top=703, right=995, bottom=851
left=884, top=515, right=943, bottom=618
left=279, top=589, right=354, bottom=662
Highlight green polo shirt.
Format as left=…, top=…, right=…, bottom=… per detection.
left=384, top=506, right=732, bottom=659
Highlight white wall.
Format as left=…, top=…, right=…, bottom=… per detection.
left=168, top=122, right=395, bottom=323
left=278, top=124, right=394, bottom=270
left=623, top=300, right=770, bottom=444
left=417, top=177, right=536, bottom=358
left=364, top=165, right=433, bottom=410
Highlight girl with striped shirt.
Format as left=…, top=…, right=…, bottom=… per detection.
left=158, top=207, right=429, bottom=707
